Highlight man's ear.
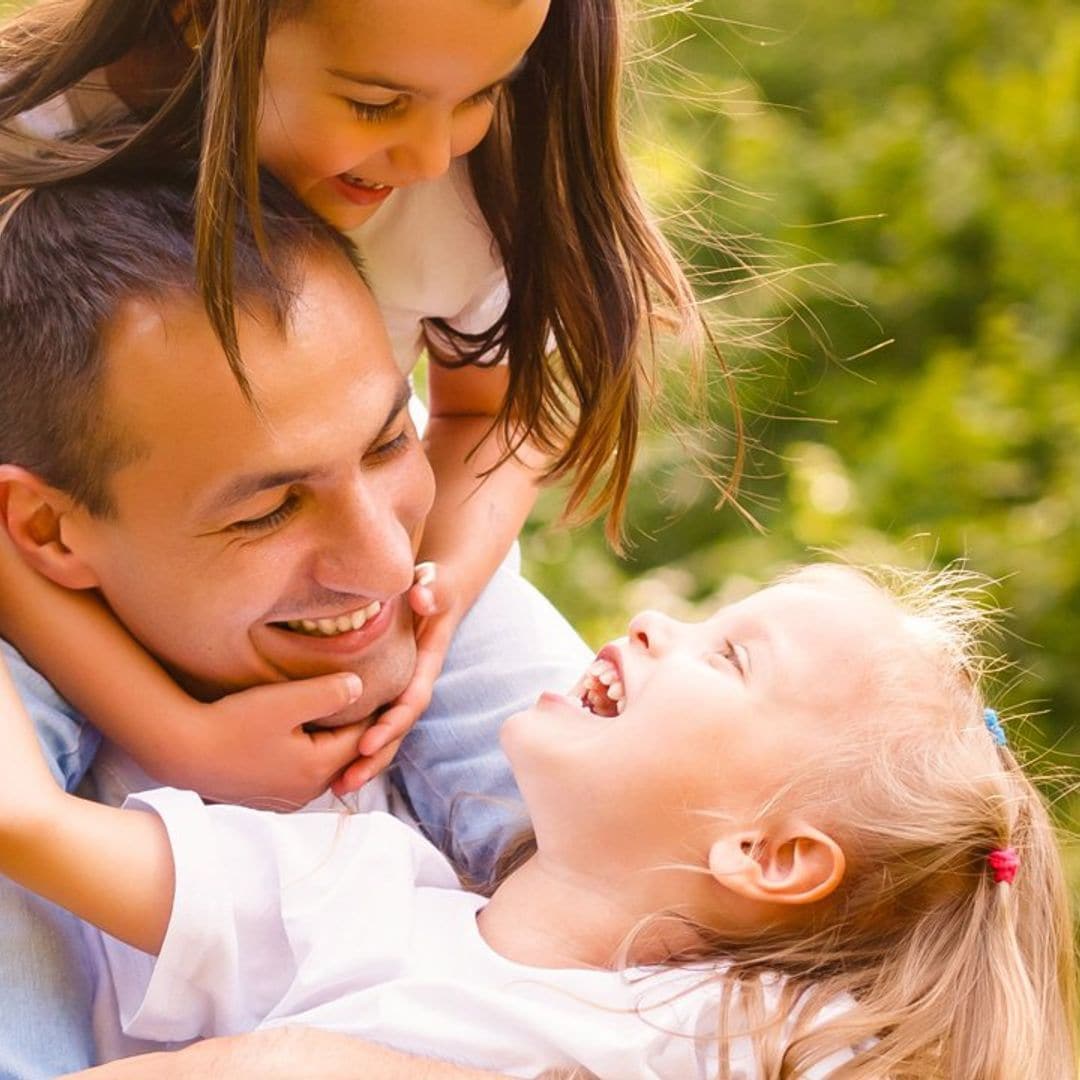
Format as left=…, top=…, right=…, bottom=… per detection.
left=0, top=465, right=102, bottom=590
left=707, top=819, right=845, bottom=907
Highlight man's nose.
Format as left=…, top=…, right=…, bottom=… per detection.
left=388, top=111, right=454, bottom=184
left=628, top=610, right=678, bottom=654
left=311, top=484, right=416, bottom=599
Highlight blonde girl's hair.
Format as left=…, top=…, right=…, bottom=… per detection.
left=493, top=565, right=1078, bottom=1078
left=0, top=0, right=724, bottom=544
left=684, top=564, right=1077, bottom=1079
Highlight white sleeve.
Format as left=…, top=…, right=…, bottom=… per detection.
left=100, top=790, right=460, bottom=1043
left=101, top=788, right=299, bottom=1041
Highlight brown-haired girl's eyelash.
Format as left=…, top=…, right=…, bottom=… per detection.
left=348, top=81, right=505, bottom=125
left=465, top=85, right=502, bottom=108
left=348, top=98, right=406, bottom=124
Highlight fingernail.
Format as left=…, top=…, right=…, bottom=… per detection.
left=414, top=561, right=436, bottom=587
left=342, top=674, right=363, bottom=701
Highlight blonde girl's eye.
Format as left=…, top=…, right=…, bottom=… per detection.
left=708, top=640, right=745, bottom=676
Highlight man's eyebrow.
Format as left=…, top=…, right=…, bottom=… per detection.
left=326, top=57, right=526, bottom=99
left=378, top=380, right=414, bottom=439
left=198, top=467, right=321, bottom=521
left=199, top=380, right=413, bottom=521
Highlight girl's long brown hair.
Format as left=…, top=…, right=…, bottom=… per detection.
left=0, top=0, right=727, bottom=541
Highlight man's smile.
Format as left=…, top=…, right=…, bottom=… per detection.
left=264, top=594, right=405, bottom=659
left=277, top=599, right=383, bottom=637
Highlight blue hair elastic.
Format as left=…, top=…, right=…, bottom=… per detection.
left=984, top=707, right=1007, bottom=748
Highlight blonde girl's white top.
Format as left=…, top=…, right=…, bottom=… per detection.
left=89, top=788, right=857, bottom=1079
left=3, top=77, right=509, bottom=373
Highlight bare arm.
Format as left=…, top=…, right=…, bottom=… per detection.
left=339, top=360, right=544, bottom=790
left=419, top=360, right=543, bottom=619
left=62, top=1029, right=513, bottom=1080
left=0, top=650, right=174, bottom=953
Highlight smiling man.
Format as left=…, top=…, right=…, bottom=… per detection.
left=41, top=219, right=432, bottom=716
left=0, top=177, right=589, bottom=1077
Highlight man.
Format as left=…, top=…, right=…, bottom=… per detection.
left=0, top=176, right=589, bottom=1077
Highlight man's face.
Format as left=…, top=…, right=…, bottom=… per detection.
left=61, top=250, right=435, bottom=724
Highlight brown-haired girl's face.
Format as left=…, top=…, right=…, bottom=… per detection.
left=258, top=0, right=550, bottom=231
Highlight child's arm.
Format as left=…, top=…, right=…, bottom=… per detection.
left=339, top=361, right=542, bottom=791
left=0, top=651, right=173, bottom=954
left=0, top=533, right=369, bottom=806
left=63, top=1030, right=517, bottom=1079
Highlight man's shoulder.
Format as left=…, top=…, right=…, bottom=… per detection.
left=1, top=638, right=100, bottom=791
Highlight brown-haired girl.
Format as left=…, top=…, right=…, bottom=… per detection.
left=0, top=0, right=711, bottom=798
left=0, top=563, right=1073, bottom=1077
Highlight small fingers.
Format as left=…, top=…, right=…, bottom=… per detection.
left=220, top=672, right=364, bottom=730
left=356, top=700, right=418, bottom=757
left=408, top=561, right=446, bottom=617
left=333, top=735, right=405, bottom=796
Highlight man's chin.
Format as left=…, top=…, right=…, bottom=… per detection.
left=306, top=660, right=416, bottom=732
left=304, top=696, right=380, bottom=732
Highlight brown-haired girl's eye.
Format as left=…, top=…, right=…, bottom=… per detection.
left=348, top=98, right=406, bottom=124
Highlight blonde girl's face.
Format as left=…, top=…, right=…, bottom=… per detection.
left=258, top=0, right=551, bottom=231
left=502, top=574, right=909, bottom=873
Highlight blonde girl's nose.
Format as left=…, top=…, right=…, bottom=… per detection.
left=628, top=610, right=678, bottom=653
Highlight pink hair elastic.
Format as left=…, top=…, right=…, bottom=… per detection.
left=987, top=846, right=1020, bottom=885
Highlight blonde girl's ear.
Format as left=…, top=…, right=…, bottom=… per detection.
left=707, top=820, right=846, bottom=907
left=0, top=466, right=102, bottom=591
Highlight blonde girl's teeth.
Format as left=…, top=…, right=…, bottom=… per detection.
left=302, top=619, right=318, bottom=632
left=317, top=618, right=338, bottom=634
left=588, top=661, right=607, bottom=677
left=335, top=615, right=352, bottom=633
left=365, top=600, right=381, bottom=619
left=597, top=666, right=616, bottom=686
left=616, top=699, right=626, bottom=715
left=607, top=681, right=624, bottom=701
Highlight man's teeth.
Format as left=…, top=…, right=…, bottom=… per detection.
left=285, top=601, right=382, bottom=637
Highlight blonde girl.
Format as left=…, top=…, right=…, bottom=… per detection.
left=0, top=562, right=1073, bottom=1078
left=0, top=0, right=712, bottom=800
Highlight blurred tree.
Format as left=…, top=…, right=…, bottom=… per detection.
left=524, top=0, right=1080, bottom=789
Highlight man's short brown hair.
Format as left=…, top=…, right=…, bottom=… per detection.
left=0, top=172, right=355, bottom=514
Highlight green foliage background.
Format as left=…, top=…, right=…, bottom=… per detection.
left=523, top=1, right=1080, bottom=839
